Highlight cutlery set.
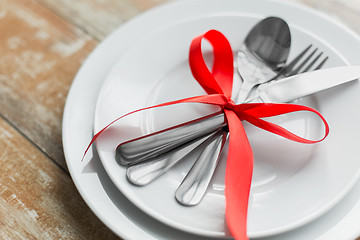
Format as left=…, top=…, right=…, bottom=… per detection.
left=113, top=17, right=360, bottom=206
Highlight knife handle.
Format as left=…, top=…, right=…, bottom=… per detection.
left=116, top=111, right=226, bottom=165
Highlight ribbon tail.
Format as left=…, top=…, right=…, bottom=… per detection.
left=224, top=110, right=253, bottom=240
left=82, top=94, right=228, bottom=161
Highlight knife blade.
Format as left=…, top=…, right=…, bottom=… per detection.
left=116, top=65, right=360, bottom=165
left=250, top=65, right=360, bottom=102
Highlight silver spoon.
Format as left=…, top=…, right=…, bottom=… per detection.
left=235, top=16, right=291, bottom=102
left=126, top=17, right=291, bottom=199
left=176, top=17, right=291, bottom=205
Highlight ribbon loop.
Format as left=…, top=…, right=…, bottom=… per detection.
left=189, top=29, right=234, bottom=97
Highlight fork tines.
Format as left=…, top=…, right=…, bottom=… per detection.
left=284, top=44, right=329, bottom=77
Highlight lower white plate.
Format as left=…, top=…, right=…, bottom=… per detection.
left=63, top=0, right=360, bottom=239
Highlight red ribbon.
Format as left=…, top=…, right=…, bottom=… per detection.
left=84, top=29, right=329, bottom=240
left=188, top=30, right=328, bottom=239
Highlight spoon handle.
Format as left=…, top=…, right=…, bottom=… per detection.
left=175, top=129, right=227, bottom=206
left=235, top=48, right=279, bottom=103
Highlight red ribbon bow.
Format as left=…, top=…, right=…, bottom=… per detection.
left=85, top=29, right=329, bottom=240
left=188, top=30, right=328, bottom=239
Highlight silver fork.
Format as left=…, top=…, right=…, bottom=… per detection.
left=175, top=45, right=329, bottom=206
left=278, top=44, right=328, bottom=78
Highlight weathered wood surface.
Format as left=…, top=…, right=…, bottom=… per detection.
left=0, top=0, right=97, bottom=170
left=0, top=0, right=360, bottom=239
left=35, top=0, right=168, bottom=40
left=0, top=118, right=117, bottom=239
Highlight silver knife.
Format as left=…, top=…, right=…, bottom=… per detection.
left=117, top=65, right=360, bottom=166
left=249, top=65, right=360, bottom=102
left=116, top=112, right=226, bottom=165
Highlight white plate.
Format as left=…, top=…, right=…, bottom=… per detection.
left=94, top=4, right=360, bottom=239
left=63, top=0, right=360, bottom=239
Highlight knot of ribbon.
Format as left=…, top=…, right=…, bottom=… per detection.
left=224, top=98, right=236, bottom=111
left=84, top=29, right=329, bottom=240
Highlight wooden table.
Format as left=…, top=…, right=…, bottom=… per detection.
left=1, top=0, right=360, bottom=239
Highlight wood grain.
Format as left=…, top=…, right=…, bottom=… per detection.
left=34, top=0, right=168, bottom=40
left=0, top=118, right=119, bottom=239
left=0, top=0, right=97, bottom=169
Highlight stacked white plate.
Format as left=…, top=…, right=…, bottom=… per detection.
left=63, top=0, right=360, bottom=239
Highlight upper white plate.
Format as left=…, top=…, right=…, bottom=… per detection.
left=63, top=0, right=360, bottom=239
left=94, top=5, right=360, bottom=239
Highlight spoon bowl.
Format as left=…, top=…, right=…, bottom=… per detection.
left=235, top=16, right=291, bottom=102
left=245, top=16, right=291, bottom=71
